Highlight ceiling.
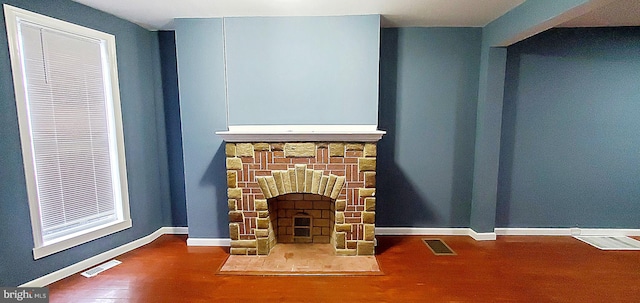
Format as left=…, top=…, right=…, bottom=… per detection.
left=557, top=0, right=640, bottom=27
left=71, top=0, right=640, bottom=31
left=70, top=0, right=526, bottom=30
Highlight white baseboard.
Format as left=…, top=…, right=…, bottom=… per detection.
left=20, top=226, right=188, bottom=287
left=161, top=226, right=189, bottom=234
left=494, top=228, right=573, bottom=236
left=375, top=227, right=496, bottom=241
left=495, top=228, right=640, bottom=237
left=186, top=237, right=231, bottom=246
left=468, top=229, right=497, bottom=241
left=375, top=227, right=470, bottom=236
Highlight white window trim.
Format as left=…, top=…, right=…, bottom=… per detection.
left=3, top=4, right=131, bottom=259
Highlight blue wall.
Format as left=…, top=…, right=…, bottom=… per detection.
left=470, top=0, right=594, bottom=232
left=497, top=27, right=640, bottom=228
left=174, top=16, right=382, bottom=239
left=0, top=0, right=169, bottom=286
left=225, top=16, right=380, bottom=126
left=377, top=28, right=481, bottom=227
left=174, top=19, right=229, bottom=238
left=158, top=31, right=187, bottom=227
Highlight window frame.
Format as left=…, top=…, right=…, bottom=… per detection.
left=3, top=4, right=132, bottom=259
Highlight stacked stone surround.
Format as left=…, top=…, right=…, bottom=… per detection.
left=225, top=141, right=377, bottom=256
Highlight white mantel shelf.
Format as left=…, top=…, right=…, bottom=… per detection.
left=216, top=125, right=385, bottom=142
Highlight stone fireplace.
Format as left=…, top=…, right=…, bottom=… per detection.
left=218, top=126, right=384, bottom=256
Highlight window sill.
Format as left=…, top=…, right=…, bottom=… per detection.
left=33, top=219, right=132, bottom=259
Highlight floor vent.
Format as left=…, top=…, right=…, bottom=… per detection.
left=423, top=239, right=456, bottom=255
left=81, top=260, right=122, bottom=278
left=574, top=236, right=640, bottom=250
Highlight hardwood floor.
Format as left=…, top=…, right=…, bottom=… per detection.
left=48, top=235, right=640, bottom=302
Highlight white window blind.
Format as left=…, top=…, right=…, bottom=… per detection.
left=21, top=23, right=119, bottom=241
left=4, top=5, right=131, bottom=259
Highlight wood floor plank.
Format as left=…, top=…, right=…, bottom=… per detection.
left=47, top=235, right=640, bottom=302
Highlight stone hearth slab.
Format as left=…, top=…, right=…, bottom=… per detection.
left=218, top=244, right=382, bottom=276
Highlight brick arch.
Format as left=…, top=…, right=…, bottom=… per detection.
left=255, top=164, right=346, bottom=199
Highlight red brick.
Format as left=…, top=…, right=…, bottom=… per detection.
left=346, top=151, right=363, bottom=157
left=242, top=165, right=249, bottom=180
left=347, top=182, right=364, bottom=188
left=255, top=171, right=271, bottom=177
left=344, top=157, right=358, bottom=163
left=266, top=164, right=288, bottom=170
left=327, top=164, right=345, bottom=171
left=350, top=189, right=358, bottom=205
left=315, top=149, right=324, bottom=163
left=345, top=211, right=361, bottom=217
left=329, top=157, right=344, bottom=163
left=246, top=195, right=254, bottom=210
left=274, top=158, right=291, bottom=163
left=312, top=164, right=327, bottom=170
left=305, top=194, right=323, bottom=201
left=282, top=194, right=303, bottom=200
left=345, top=217, right=361, bottom=224
left=244, top=211, right=258, bottom=217
left=330, top=171, right=346, bottom=176
left=273, top=151, right=284, bottom=157
left=262, top=152, right=268, bottom=166
left=241, top=157, right=254, bottom=163
left=291, top=158, right=310, bottom=164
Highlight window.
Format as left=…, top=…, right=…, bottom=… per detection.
left=4, top=5, right=131, bottom=259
